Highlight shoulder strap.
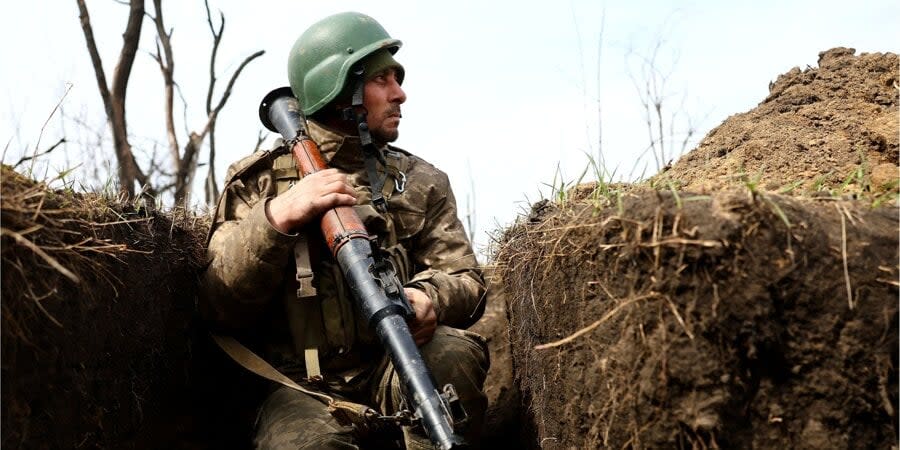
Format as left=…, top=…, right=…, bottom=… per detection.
left=272, top=152, right=300, bottom=185
left=209, top=333, right=397, bottom=429
left=362, top=146, right=391, bottom=212
left=294, top=233, right=317, bottom=299
left=210, top=333, right=331, bottom=404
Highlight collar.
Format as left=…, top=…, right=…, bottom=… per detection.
left=307, top=120, right=388, bottom=170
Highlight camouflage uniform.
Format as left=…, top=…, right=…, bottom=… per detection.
left=200, top=120, right=489, bottom=449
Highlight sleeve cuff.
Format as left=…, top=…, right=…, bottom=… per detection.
left=405, top=274, right=442, bottom=320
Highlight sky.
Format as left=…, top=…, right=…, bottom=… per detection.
left=2, top=0, right=897, bottom=257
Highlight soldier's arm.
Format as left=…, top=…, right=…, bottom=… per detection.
left=199, top=157, right=297, bottom=330
left=200, top=152, right=357, bottom=330
left=405, top=169, right=486, bottom=329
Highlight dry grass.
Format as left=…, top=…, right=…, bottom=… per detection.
left=0, top=164, right=207, bottom=341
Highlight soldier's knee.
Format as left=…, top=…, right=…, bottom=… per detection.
left=254, top=387, right=357, bottom=449
left=420, top=326, right=490, bottom=388
left=418, top=326, right=489, bottom=426
left=412, top=326, right=490, bottom=445
left=257, top=433, right=357, bottom=450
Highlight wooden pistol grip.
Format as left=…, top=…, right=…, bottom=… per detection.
left=290, top=138, right=368, bottom=254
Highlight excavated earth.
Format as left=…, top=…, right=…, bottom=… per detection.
left=2, top=47, right=896, bottom=449
left=658, top=47, right=898, bottom=200
left=494, top=47, right=899, bottom=448
left=0, top=167, right=222, bottom=449
left=0, top=163, right=521, bottom=449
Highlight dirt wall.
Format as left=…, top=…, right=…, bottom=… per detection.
left=497, top=189, right=898, bottom=448
left=1, top=166, right=212, bottom=449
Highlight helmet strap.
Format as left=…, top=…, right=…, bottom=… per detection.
left=343, top=67, right=389, bottom=213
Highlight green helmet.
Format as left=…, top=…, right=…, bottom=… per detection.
left=288, top=12, right=402, bottom=116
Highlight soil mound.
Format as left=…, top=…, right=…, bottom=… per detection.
left=1, top=166, right=208, bottom=449
left=497, top=190, right=897, bottom=448
left=657, top=47, right=898, bottom=201
left=495, top=48, right=899, bottom=448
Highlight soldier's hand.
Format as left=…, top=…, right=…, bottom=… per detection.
left=404, top=288, right=437, bottom=346
left=266, top=169, right=357, bottom=233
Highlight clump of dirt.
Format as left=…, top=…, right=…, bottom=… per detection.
left=0, top=165, right=210, bottom=449
left=497, top=190, right=897, bottom=449
left=657, top=47, right=898, bottom=202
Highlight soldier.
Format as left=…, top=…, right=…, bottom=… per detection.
left=200, top=11, right=489, bottom=450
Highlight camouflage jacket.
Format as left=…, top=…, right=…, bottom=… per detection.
left=199, top=121, right=485, bottom=379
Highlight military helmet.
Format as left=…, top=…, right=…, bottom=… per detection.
left=288, top=12, right=402, bottom=116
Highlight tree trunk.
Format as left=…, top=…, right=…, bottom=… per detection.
left=76, top=0, right=146, bottom=198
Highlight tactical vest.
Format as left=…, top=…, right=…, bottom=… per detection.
left=267, top=147, right=413, bottom=378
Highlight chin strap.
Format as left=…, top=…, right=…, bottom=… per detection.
left=343, top=67, right=390, bottom=213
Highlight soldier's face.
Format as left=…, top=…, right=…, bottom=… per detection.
left=364, top=67, right=406, bottom=143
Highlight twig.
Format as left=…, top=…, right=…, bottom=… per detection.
left=664, top=295, right=694, bottom=340
left=15, top=138, right=66, bottom=169
left=150, top=0, right=180, bottom=167
left=836, top=204, right=854, bottom=310
left=1, top=227, right=80, bottom=283
left=641, top=238, right=721, bottom=248
left=83, top=217, right=153, bottom=226
left=535, top=292, right=658, bottom=349
left=30, top=84, right=73, bottom=174
left=24, top=284, right=63, bottom=328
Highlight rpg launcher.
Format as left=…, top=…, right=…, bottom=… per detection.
left=259, top=87, right=466, bottom=450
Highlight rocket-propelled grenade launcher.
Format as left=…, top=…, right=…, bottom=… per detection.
left=259, top=87, right=466, bottom=450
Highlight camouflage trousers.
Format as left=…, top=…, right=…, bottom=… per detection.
left=253, top=326, right=489, bottom=449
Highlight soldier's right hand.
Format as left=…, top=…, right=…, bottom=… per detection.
left=266, top=168, right=357, bottom=233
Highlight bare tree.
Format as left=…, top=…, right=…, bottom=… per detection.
left=76, top=0, right=262, bottom=204
left=148, top=0, right=263, bottom=205
left=76, top=0, right=154, bottom=198
left=199, top=0, right=264, bottom=205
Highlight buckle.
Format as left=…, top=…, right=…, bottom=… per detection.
left=394, top=171, right=407, bottom=193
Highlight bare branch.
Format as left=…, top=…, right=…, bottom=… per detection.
left=110, top=0, right=143, bottom=108
left=75, top=0, right=112, bottom=116
left=30, top=82, right=73, bottom=174
left=210, top=50, right=265, bottom=122
left=172, top=81, right=190, bottom=136
left=156, top=1, right=265, bottom=205
left=157, top=182, right=177, bottom=193
left=204, top=0, right=224, bottom=114
left=15, top=138, right=67, bottom=169
left=151, top=0, right=180, bottom=168
left=254, top=129, right=268, bottom=152
left=205, top=123, right=218, bottom=202
left=188, top=48, right=263, bottom=204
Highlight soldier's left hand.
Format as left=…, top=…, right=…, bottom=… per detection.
left=404, top=288, right=436, bottom=346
